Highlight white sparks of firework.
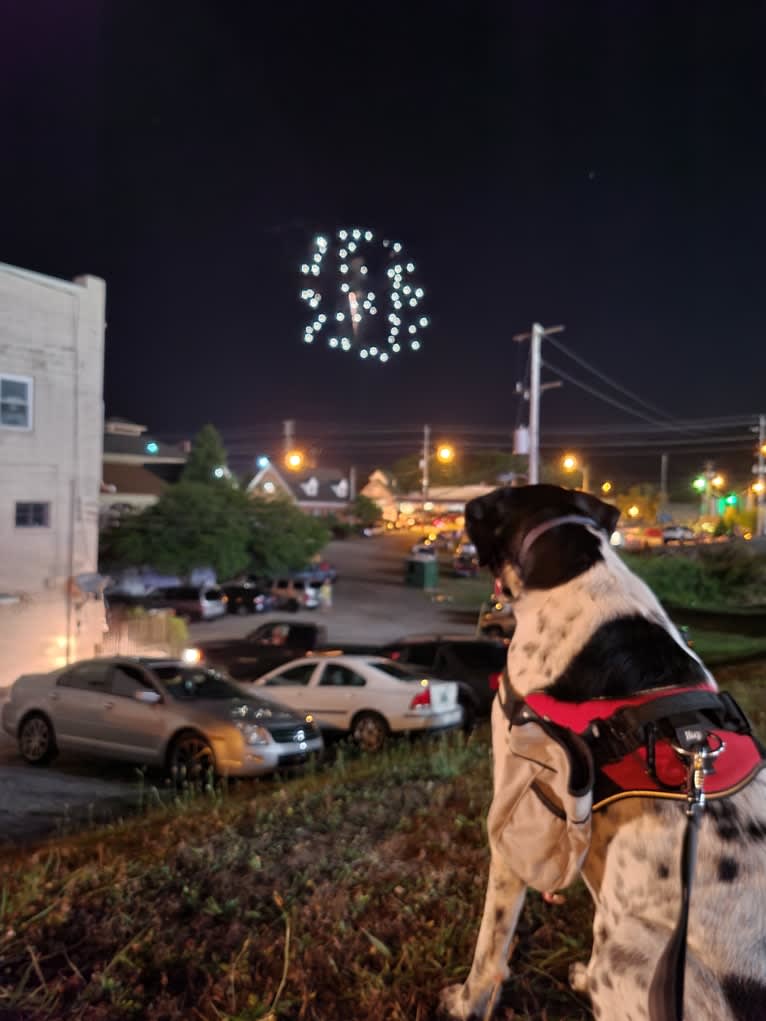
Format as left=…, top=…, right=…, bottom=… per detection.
left=299, top=230, right=428, bottom=361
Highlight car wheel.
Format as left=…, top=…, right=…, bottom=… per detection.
left=484, top=626, right=504, bottom=639
left=168, top=731, right=216, bottom=785
left=18, top=713, right=58, bottom=765
left=351, top=712, right=389, bottom=753
left=459, top=697, right=476, bottom=734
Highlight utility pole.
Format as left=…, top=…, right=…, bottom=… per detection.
left=660, top=453, right=669, bottom=519
left=421, top=423, right=431, bottom=505
left=283, top=419, right=295, bottom=459
left=704, top=460, right=716, bottom=518
left=581, top=464, right=591, bottom=495
left=513, top=323, right=565, bottom=484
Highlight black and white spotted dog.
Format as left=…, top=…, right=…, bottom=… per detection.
left=441, top=484, right=766, bottom=1021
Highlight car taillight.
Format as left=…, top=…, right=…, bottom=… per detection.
left=488, top=671, right=502, bottom=691
left=389, top=650, right=401, bottom=660
left=409, top=687, right=431, bottom=709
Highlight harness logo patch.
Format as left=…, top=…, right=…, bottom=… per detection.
left=682, top=728, right=704, bottom=744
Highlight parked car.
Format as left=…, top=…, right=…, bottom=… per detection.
left=250, top=654, right=462, bottom=751
left=221, top=584, right=274, bottom=615
left=155, top=585, right=227, bottom=621
left=435, top=529, right=461, bottom=552
left=1, top=657, right=323, bottom=778
left=453, top=547, right=479, bottom=577
left=377, top=636, right=507, bottom=726
left=663, top=525, right=696, bottom=545
left=270, top=577, right=320, bottom=612
left=292, top=561, right=337, bottom=585
left=410, top=543, right=437, bottom=558
left=477, top=598, right=517, bottom=639
left=183, top=621, right=329, bottom=679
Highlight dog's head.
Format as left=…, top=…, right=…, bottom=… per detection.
left=465, top=484, right=620, bottom=594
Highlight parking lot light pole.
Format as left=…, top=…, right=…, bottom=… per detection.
left=421, top=423, right=430, bottom=504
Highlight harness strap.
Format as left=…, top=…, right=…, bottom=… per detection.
left=584, top=690, right=751, bottom=766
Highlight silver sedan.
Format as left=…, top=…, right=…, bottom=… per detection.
left=1, top=657, right=323, bottom=779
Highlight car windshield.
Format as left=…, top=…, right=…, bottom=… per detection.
left=152, top=665, right=244, bottom=700
left=371, top=660, right=435, bottom=682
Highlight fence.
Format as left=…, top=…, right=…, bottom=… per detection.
left=99, top=609, right=188, bottom=658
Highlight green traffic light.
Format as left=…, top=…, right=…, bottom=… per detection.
left=692, top=477, right=706, bottom=492
left=725, top=493, right=738, bottom=506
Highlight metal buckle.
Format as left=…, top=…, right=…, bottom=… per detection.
left=670, top=734, right=726, bottom=815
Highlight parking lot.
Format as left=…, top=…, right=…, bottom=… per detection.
left=0, top=533, right=479, bottom=844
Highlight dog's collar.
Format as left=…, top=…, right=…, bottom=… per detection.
left=517, top=514, right=597, bottom=564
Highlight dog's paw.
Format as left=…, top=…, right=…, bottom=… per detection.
left=569, top=962, right=589, bottom=993
left=439, top=983, right=476, bottom=1020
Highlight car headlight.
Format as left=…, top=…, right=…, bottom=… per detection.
left=182, top=647, right=202, bottom=664
left=236, top=722, right=271, bottom=746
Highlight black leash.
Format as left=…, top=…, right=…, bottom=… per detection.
left=647, top=739, right=724, bottom=1021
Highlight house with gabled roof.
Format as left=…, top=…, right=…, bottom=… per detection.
left=246, top=463, right=354, bottom=516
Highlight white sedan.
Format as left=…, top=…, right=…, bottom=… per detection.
left=249, top=655, right=463, bottom=751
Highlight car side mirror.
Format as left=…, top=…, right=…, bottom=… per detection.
left=134, top=689, right=161, bottom=704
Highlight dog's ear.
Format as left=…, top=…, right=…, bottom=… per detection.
left=571, top=490, right=620, bottom=537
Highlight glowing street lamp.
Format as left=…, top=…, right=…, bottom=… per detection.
left=627, top=505, right=640, bottom=519
left=712, top=474, right=725, bottom=489
left=561, top=453, right=590, bottom=493
left=601, top=481, right=613, bottom=495
left=436, top=444, right=455, bottom=464
left=285, top=450, right=305, bottom=471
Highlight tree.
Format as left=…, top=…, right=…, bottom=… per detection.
left=102, top=482, right=252, bottom=580
left=350, top=494, right=382, bottom=528
left=181, top=424, right=231, bottom=485
left=612, top=484, right=659, bottom=524
left=247, top=497, right=330, bottom=573
left=388, top=449, right=532, bottom=491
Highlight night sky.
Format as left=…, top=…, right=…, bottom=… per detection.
left=3, top=1, right=766, bottom=487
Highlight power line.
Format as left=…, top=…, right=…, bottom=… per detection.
left=544, top=334, right=680, bottom=425
left=541, top=358, right=681, bottom=428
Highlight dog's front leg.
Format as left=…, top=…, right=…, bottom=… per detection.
left=440, top=852, right=526, bottom=1020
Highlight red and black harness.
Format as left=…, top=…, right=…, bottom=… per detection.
left=504, top=682, right=766, bottom=1021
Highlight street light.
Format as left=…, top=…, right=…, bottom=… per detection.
left=436, top=443, right=455, bottom=464
left=285, top=450, right=304, bottom=471
left=601, top=481, right=613, bottom=495
left=627, top=505, right=640, bottom=519
left=561, top=454, right=590, bottom=493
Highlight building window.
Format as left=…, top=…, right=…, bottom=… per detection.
left=15, top=502, right=50, bottom=527
left=0, top=374, right=33, bottom=429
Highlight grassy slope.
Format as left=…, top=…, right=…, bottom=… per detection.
left=4, top=672, right=765, bottom=1021
left=0, top=737, right=595, bottom=1021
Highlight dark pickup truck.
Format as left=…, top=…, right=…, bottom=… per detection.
left=183, top=620, right=328, bottom=679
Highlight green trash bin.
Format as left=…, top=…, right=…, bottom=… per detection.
left=405, top=557, right=439, bottom=588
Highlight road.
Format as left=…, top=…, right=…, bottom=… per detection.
left=0, top=533, right=478, bottom=845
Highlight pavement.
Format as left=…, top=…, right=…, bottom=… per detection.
left=0, top=532, right=479, bottom=847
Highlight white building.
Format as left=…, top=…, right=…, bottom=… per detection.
left=0, top=262, right=107, bottom=687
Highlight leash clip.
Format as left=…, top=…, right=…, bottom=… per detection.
left=670, top=734, right=725, bottom=815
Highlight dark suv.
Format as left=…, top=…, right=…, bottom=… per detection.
left=377, top=635, right=508, bottom=729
